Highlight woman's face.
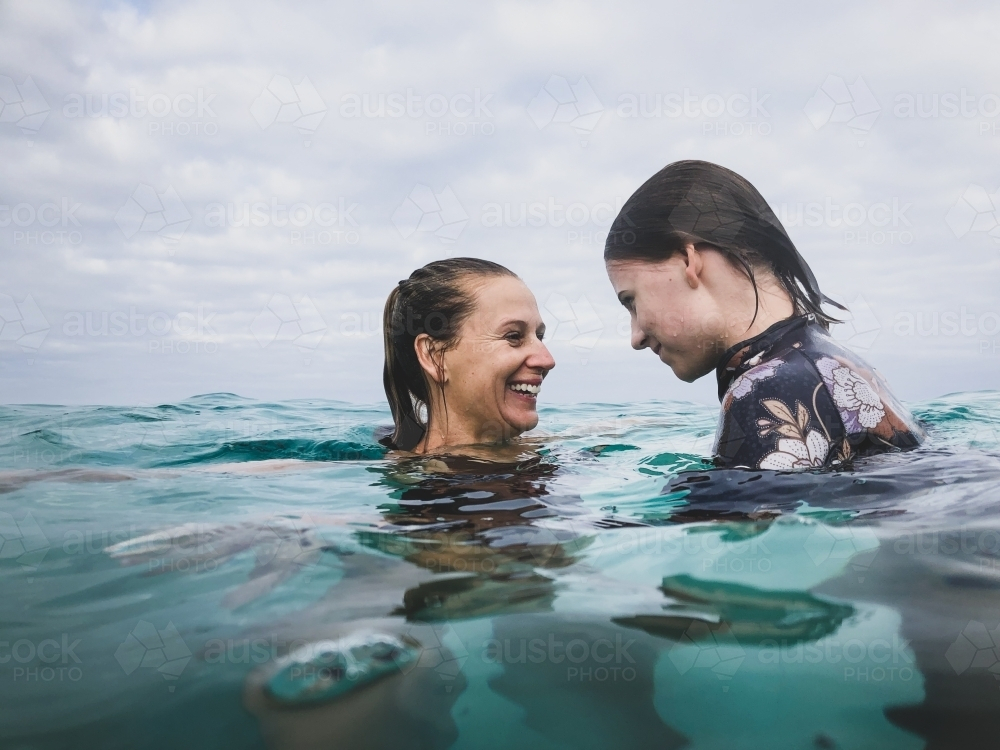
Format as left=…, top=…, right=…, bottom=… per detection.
left=434, top=276, right=555, bottom=443
left=605, top=255, right=729, bottom=382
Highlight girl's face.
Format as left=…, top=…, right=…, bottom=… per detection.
left=605, top=254, right=732, bottom=382
left=429, top=276, right=555, bottom=445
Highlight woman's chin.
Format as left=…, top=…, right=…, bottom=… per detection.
left=503, top=409, right=538, bottom=435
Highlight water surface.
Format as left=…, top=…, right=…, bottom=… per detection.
left=3, top=393, right=1000, bottom=749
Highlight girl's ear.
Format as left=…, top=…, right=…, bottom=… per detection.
left=414, top=334, right=448, bottom=384
left=682, top=243, right=703, bottom=289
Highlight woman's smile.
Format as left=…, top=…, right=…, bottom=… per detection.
left=506, top=376, right=543, bottom=402
left=441, top=276, right=555, bottom=441
left=392, top=270, right=555, bottom=452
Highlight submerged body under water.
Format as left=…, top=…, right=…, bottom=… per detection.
left=3, top=393, right=1000, bottom=749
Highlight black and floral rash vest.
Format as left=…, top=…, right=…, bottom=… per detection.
left=713, top=314, right=924, bottom=470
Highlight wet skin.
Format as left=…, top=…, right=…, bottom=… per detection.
left=606, top=245, right=793, bottom=382
left=414, top=275, right=555, bottom=451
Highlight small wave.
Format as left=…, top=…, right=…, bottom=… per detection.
left=160, top=438, right=386, bottom=465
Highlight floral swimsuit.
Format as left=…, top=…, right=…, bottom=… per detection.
left=713, top=315, right=925, bottom=470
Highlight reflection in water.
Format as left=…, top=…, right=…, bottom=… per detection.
left=244, top=618, right=467, bottom=750
left=239, top=454, right=577, bottom=749
left=487, top=615, right=689, bottom=750
left=817, top=525, right=1000, bottom=748
left=663, top=449, right=1000, bottom=525
left=616, top=574, right=854, bottom=645
left=104, top=449, right=937, bottom=748
left=362, top=452, right=634, bottom=620
left=242, top=452, right=683, bottom=749
left=394, top=573, right=559, bottom=621
left=365, top=450, right=684, bottom=748
left=106, top=517, right=332, bottom=609
left=9, top=395, right=1000, bottom=748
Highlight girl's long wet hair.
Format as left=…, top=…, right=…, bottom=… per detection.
left=382, top=257, right=516, bottom=451
left=604, top=160, right=844, bottom=328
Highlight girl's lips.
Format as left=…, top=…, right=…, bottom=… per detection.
left=652, top=342, right=668, bottom=362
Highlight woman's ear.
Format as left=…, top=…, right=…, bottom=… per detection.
left=414, top=334, right=448, bottom=384
left=682, top=243, right=704, bottom=289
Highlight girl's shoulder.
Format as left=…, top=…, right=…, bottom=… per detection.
left=797, top=328, right=925, bottom=448
left=715, top=321, right=924, bottom=469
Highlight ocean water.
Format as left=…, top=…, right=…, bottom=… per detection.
left=3, top=392, right=1000, bottom=749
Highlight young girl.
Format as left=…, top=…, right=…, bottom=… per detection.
left=605, top=160, right=924, bottom=470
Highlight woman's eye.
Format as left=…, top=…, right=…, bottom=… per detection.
left=504, top=332, right=522, bottom=344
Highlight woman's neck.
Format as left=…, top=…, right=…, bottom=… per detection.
left=414, top=411, right=516, bottom=455
left=415, top=423, right=474, bottom=454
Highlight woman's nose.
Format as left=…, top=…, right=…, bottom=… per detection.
left=528, top=340, right=556, bottom=372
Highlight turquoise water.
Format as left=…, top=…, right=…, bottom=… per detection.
left=3, top=393, right=1000, bottom=748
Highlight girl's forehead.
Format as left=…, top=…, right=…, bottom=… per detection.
left=607, top=259, right=672, bottom=284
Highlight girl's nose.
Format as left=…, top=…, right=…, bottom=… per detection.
left=630, top=316, right=647, bottom=350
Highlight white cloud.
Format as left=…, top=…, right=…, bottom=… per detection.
left=0, top=0, right=998, bottom=406
left=0, top=75, right=50, bottom=139
left=249, top=75, right=327, bottom=144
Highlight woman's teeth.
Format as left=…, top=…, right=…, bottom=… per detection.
left=509, top=383, right=540, bottom=395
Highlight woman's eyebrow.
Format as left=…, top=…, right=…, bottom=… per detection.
left=498, top=318, right=528, bottom=328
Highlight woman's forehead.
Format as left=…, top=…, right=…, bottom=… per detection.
left=469, top=276, right=538, bottom=320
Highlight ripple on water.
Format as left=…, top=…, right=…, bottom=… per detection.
left=2, top=393, right=1000, bottom=749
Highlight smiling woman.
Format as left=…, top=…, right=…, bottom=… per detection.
left=381, top=258, right=555, bottom=454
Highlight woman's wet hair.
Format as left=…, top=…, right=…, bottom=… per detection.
left=382, top=257, right=516, bottom=451
left=604, top=160, right=844, bottom=328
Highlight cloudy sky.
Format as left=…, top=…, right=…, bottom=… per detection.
left=1, top=0, right=998, bottom=407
